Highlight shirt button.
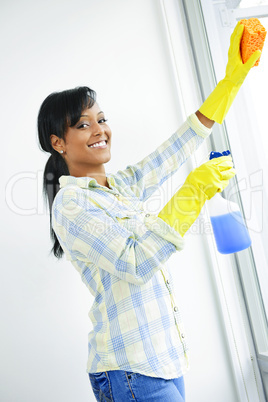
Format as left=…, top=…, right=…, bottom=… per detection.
left=174, top=306, right=178, bottom=312
left=166, top=280, right=170, bottom=285
left=181, top=333, right=185, bottom=339
left=145, top=213, right=150, bottom=217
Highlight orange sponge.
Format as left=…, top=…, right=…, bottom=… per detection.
left=240, top=18, right=266, bottom=66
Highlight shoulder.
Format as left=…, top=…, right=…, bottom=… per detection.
left=55, top=184, right=84, bottom=201
left=52, top=185, right=90, bottom=213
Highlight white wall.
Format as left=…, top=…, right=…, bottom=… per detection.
left=1, top=0, right=238, bottom=401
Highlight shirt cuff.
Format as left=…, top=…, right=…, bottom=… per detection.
left=144, top=213, right=185, bottom=251
left=187, top=113, right=212, bottom=139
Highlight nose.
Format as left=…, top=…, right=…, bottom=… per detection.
left=91, top=121, right=105, bottom=136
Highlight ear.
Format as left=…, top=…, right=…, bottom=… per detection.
left=50, top=134, right=65, bottom=153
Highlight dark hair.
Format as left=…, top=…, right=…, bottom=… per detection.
left=37, top=86, right=96, bottom=259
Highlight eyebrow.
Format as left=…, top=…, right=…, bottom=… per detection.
left=80, top=111, right=104, bottom=117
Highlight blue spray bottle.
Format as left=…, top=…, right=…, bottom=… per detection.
left=207, top=151, right=252, bottom=254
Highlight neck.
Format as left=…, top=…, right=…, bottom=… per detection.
left=95, top=175, right=110, bottom=188
left=68, top=165, right=110, bottom=188
left=78, top=173, right=109, bottom=188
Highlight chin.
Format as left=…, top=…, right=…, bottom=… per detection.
left=104, top=152, right=112, bottom=163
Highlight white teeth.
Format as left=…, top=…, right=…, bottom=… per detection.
left=89, top=140, right=106, bottom=148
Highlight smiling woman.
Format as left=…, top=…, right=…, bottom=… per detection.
left=36, top=62, right=250, bottom=400
left=37, top=85, right=212, bottom=401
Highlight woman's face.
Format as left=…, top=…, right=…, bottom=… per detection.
left=61, top=102, right=112, bottom=177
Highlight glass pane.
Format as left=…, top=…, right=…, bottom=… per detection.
left=246, top=17, right=268, bottom=188
left=244, top=17, right=268, bottom=316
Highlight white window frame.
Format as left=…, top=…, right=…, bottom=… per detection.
left=160, top=0, right=268, bottom=400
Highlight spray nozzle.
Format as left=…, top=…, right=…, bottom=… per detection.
left=209, top=150, right=231, bottom=160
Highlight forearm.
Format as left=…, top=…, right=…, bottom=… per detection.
left=158, top=184, right=207, bottom=237
left=195, top=110, right=215, bottom=129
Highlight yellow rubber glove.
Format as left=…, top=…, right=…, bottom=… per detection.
left=158, top=156, right=236, bottom=237
left=198, top=22, right=261, bottom=124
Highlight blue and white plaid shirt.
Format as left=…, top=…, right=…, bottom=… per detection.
left=52, top=113, right=211, bottom=379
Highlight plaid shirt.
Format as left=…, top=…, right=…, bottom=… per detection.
left=52, top=113, right=211, bottom=379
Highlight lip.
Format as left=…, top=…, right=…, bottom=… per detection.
left=88, top=140, right=108, bottom=149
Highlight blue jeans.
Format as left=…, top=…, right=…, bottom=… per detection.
left=88, top=370, right=185, bottom=401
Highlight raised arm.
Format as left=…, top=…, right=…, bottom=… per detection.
left=115, top=113, right=212, bottom=202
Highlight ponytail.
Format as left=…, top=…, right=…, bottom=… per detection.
left=43, top=151, right=70, bottom=259
left=37, top=86, right=96, bottom=259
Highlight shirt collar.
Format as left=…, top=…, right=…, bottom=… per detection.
left=59, top=173, right=115, bottom=189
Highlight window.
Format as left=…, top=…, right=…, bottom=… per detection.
left=181, top=0, right=268, bottom=399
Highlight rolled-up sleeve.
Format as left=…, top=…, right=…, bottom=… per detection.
left=52, top=187, right=184, bottom=285
left=115, top=114, right=212, bottom=202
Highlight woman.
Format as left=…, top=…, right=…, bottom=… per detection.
left=37, top=23, right=260, bottom=401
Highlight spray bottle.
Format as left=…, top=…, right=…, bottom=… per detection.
left=207, top=150, right=252, bottom=254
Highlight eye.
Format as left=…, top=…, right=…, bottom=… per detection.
left=99, top=118, right=108, bottom=124
left=77, top=123, right=89, bottom=129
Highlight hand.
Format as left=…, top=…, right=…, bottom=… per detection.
left=198, top=22, right=261, bottom=124
left=225, top=22, right=261, bottom=86
left=185, top=155, right=236, bottom=200
left=158, top=156, right=236, bottom=237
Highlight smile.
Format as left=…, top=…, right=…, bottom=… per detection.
left=88, top=140, right=108, bottom=149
